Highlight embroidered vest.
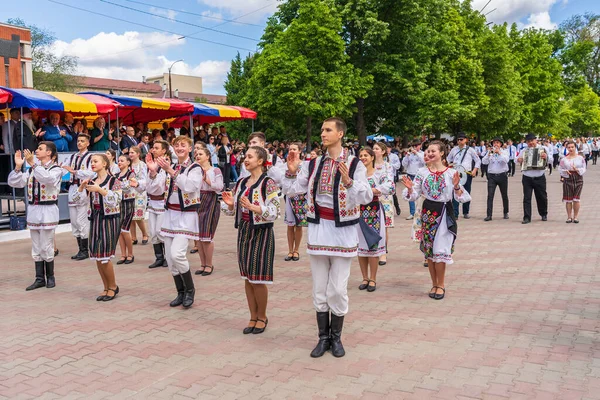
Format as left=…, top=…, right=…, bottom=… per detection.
left=165, top=161, right=201, bottom=210
left=233, top=173, right=277, bottom=229
left=117, top=170, right=136, bottom=201
left=305, top=155, right=360, bottom=227
left=27, top=164, right=61, bottom=205
left=88, top=176, right=121, bottom=218
left=69, top=151, right=91, bottom=184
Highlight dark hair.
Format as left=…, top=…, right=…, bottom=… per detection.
left=248, top=146, right=268, bottom=171
left=118, top=154, right=132, bottom=168
left=38, top=141, right=57, bottom=161
left=106, top=149, right=117, bottom=161
left=359, top=147, right=376, bottom=168
left=323, top=117, right=346, bottom=134
left=289, top=142, right=302, bottom=151
left=427, top=140, right=447, bottom=165
left=248, top=132, right=266, bottom=143
left=78, top=133, right=91, bottom=142
left=92, top=153, right=110, bottom=171
left=373, top=141, right=388, bottom=161
left=311, top=148, right=322, bottom=157
left=564, top=140, right=576, bottom=148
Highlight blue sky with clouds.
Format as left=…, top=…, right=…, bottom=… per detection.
left=3, top=0, right=599, bottom=95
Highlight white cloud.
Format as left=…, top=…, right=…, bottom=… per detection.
left=524, top=12, right=557, bottom=30
left=149, top=7, right=177, bottom=22
left=51, top=32, right=229, bottom=94
left=197, top=0, right=278, bottom=23
left=201, top=10, right=225, bottom=22
left=471, top=0, right=563, bottom=29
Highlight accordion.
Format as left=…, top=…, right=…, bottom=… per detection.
left=521, top=147, right=547, bottom=171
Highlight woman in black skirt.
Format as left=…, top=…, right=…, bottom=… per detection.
left=222, top=146, right=281, bottom=335
left=116, top=154, right=137, bottom=264
left=559, top=140, right=586, bottom=223
left=73, top=154, right=122, bottom=301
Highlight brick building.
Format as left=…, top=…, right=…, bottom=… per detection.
left=0, top=22, right=33, bottom=89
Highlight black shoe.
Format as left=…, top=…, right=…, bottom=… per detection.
left=542, top=215, right=548, bottom=221
left=132, top=239, right=138, bottom=245
left=292, top=252, right=300, bottom=261
left=463, top=214, right=471, bottom=219
left=252, top=318, right=268, bottom=334
left=116, top=257, right=127, bottom=265
left=141, top=238, right=149, bottom=245
left=195, top=266, right=206, bottom=275
left=96, top=291, right=107, bottom=301
left=378, top=259, right=386, bottom=266
left=201, top=266, right=214, bottom=276
left=367, top=281, right=377, bottom=292
left=148, top=244, right=165, bottom=269
left=434, top=287, right=445, bottom=300
left=522, top=219, right=530, bottom=224
left=74, top=238, right=89, bottom=260
left=71, top=237, right=81, bottom=259
left=45, top=260, right=55, bottom=289
left=181, top=271, right=195, bottom=308
left=484, top=216, right=492, bottom=221
left=124, top=256, right=135, bottom=264
left=310, top=312, right=331, bottom=358
left=243, top=320, right=257, bottom=334
left=330, top=314, right=345, bottom=357
left=54, top=249, right=59, bottom=257
left=504, top=213, right=509, bottom=219
left=358, top=280, right=369, bottom=290
left=284, top=253, right=293, bottom=261
left=103, top=286, right=119, bottom=301
left=26, top=261, right=46, bottom=291
left=190, top=247, right=198, bottom=254
left=429, top=286, right=438, bottom=299
left=170, top=275, right=185, bottom=307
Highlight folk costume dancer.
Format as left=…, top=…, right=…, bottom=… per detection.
left=62, top=134, right=94, bottom=261
left=106, top=149, right=120, bottom=176
left=147, top=136, right=200, bottom=308
left=401, top=140, right=471, bottom=301
left=402, top=140, right=426, bottom=219
left=283, top=118, right=373, bottom=359
left=193, top=145, right=224, bottom=276
left=373, top=142, right=395, bottom=266
left=357, top=148, right=394, bottom=293
left=447, top=132, right=480, bottom=219
left=559, top=141, right=586, bottom=223
left=145, top=140, right=171, bottom=269
left=386, top=144, right=402, bottom=216
left=129, top=146, right=149, bottom=245
left=115, top=155, right=138, bottom=265
left=222, top=146, right=281, bottom=335
left=482, top=137, right=510, bottom=221
left=283, top=143, right=308, bottom=262
left=8, top=143, right=62, bottom=290
left=517, top=134, right=549, bottom=224
left=73, top=154, right=123, bottom=301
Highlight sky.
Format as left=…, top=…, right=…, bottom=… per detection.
left=3, top=0, right=599, bottom=96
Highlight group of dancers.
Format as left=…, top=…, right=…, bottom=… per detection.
left=10, top=119, right=587, bottom=359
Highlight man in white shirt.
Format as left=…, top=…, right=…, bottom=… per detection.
left=401, top=140, right=425, bottom=219
left=447, top=132, right=480, bottom=219
left=506, top=139, right=517, bottom=177
left=552, top=139, right=561, bottom=168
left=386, top=143, right=402, bottom=215
left=517, top=134, right=549, bottom=224
left=476, top=140, right=488, bottom=178
left=482, top=137, right=509, bottom=221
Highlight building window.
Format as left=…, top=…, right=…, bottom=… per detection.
left=5, top=65, right=9, bottom=87
left=20, top=43, right=25, bottom=57
left=154, top=80, right=160, bottom=84
left=22, top=62, right=26, bottom=87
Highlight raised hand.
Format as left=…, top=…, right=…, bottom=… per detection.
left=156, top=157, right=174, bottom=175
left=338, top=161, right=351, bottom=186
left=23, top=149, right=35, bottom=166
left=78, top=179, right=90, bottom=192
left=14, top=150, right=25, bottom=169
left=61, top=163, right=75, bottom=174
left=35, top=128, right=44, bottom=138
left=452, top=171, right=461, bottom=187
left=401, top=175, right=413, bottom=191
left=240, top=196, right=259, bottom=213
left=145, top=153, right=158, bottom=173
left=286, top=151, right=301, bottom=175
left=221, top=191, right=234, bottom=206
left=129, top=177, right=138, bottom=188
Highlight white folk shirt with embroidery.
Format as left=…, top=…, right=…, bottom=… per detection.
left=558, top=155, right=586, bottom=179
left=402, top=151, right=425, bottom=176
left=402, top=167, right=471, bottom=204
left=482, top=150, right=509, bottom=174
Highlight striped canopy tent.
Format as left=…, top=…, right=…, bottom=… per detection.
left=0, top=86, right=120, bottom=115
left=166, top=102, right=257, bottom=127
left=79, top=92, right=194, bottom=124
left=0, top=87, right=12, bottom=104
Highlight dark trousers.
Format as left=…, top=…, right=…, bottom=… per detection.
left=486, top=173, right=509, bottom=217
left=553, top=154, right=559, bottom=168
left=508, top=160, right=516, bottom=176
left=522, top=175, right=547, bottom=221
left=220, top=163, right=231, bottom=190
left=593, top=151, right=598, bottom=165
left=479, top=157, right=487, bottom=177
left=453, top=174, right=472, bottom=216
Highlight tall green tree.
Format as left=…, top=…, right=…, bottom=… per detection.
left=7, top=18, right=78, bottom=91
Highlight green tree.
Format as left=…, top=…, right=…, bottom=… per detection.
left=566, top=84, right=600, bottom=136
left=7, top=18, right=79, bottom=91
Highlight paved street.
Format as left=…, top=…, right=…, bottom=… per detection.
left=1, top=166, right=600, bottom=400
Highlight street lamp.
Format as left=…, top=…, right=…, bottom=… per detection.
left=168, top=59, right=184, bottom=98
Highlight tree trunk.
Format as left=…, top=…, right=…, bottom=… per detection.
left=356, top=97, right=366, bottom=146
left=306, top=116, right=312, bottom=152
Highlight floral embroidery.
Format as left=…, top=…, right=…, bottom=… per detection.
left=423, top=169, right=448, bottom=200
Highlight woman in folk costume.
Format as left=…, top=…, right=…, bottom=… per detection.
left=192, top=145, right=224, bottom=276
left=401, top=140, right=470, bottom=300
left=8, top=143, right=62, bottom=290
left=222, top=146, right=280, bottom=335
left=115, top=155, right=138, bottom=264
left=106, top=149, right=120, bottom=176
left=373, top=141, right=395, bottom=266
left=129, top=146, right=149, bottom=245
left=146, top=135, right=200, bottom=308
left=145, top=140, right=171, bottom=269
left=559, top=140, right=586, bottom=223
left=283, top=142, right=308, bottom=262
left=73, top=154, right=123, bottom=301
left=357, top=148, right=394, bottom=292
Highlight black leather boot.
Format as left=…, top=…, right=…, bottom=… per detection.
left=181, top=270, right=195, bottom=308
left=45, top=260, right=55, bottom=288
left=162, top=243, right=168, bottom=267
left=330, top=314, right=345, bottom=357
left=75, top=238, right=89, bottom=260
left=310, top=312, right=331, bottom=358
left=71, top=237, right=81, bottom=259
left=148, top=243, right=165, bottom=269
left=26, top=261, right=46, bottom=291
left=169, top=274, right=185, bottom=307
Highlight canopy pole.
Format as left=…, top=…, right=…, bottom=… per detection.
left=20, top=107, right=27, bottom=218
left=5, top=104, right=17, bottom=217
left=189, top=113, right=193, bottom=144
left=116, top=107, right=120, bottom=156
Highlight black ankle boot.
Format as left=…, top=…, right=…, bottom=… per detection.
left=71, top=237, right=81, bottom=259
left=310, top=312, right=331, bottom=358
left=330, top=314, right=345, bottom=358
left=148, top=243, right=165, bottom=269
left=161, top=243, right=168, bottom=267
left=169, top=274, right=185, bottom=307
left=75, top=238, right=89, bottom=260
left=45, top=260, right=55, bottom=288
left=26, top=261, right=46, bottom=291
left=181, top=270, right=195, bottom=308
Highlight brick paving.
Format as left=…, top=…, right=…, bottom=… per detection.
left=1, top=167, right=600, bottom=399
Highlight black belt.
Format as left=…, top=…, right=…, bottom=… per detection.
left=488, top=172, right=507, bottom=176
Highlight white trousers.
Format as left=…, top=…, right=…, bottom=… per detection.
left=69, top=205, right=89, bottom=239
left=148, top=212, right=165, bottom=245
left=164, top=235, right=190, bottom=276
left=310, top=255, right=352, bottom=316
left=31, top=229, right=56, bottom=262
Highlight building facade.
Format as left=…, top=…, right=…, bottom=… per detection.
left=0, top=22, right=33, bottom=89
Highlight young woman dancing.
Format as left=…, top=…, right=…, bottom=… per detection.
left=115, top=154, right=138, bottom=264
left=283, top=143, right=308, bottom=262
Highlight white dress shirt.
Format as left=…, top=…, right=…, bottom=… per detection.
left=447, top=146, right=481, bottom=172
left=482, top=149, right=509, bottom=174
left=518, top=145, right=547, bottom=178
left=506, top=145, right=517, bottom=160
left=401, top=150, right=425, bottom=176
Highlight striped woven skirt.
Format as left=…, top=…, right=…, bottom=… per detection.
left=197, top=191, right=220, bottom=241
left=237, top=220, right=274, bottom=284
left=562, top=174, right=583, bottom=203
left=120, top=199, right=135, bottom=232
left=89, top=210, right=121, bottom=263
